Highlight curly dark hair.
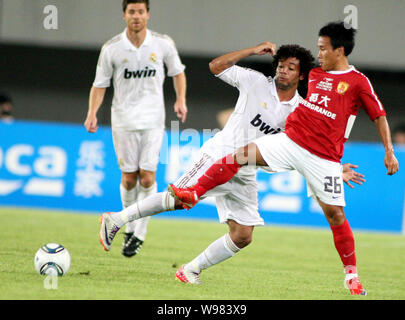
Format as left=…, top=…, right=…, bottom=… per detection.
left=272, top=44, right=315, bottom=95
left=318, top=21, right=357, bottom=56
left=122, top=0, right=150, bottom=12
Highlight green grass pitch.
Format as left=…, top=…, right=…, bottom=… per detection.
left=0, top=207, right=404, bottom=300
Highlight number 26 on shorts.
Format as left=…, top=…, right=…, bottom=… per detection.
left=323, top=176, right=342, bottom=194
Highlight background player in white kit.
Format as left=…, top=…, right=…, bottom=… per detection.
left=99, top=42, right=364, bottom=282
left=85, top=0, right=187, bottom=257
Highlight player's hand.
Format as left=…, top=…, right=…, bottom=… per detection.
left=253, top=42, right=277, bottom=57
left=174, top=100, right=187, bottom=123
left=342, top=163, right=366, bottom=189
left=84, top=114, right=98, bottom=133
left=385, top=151, right=399, bottom=175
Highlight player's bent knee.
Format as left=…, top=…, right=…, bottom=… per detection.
left=325, top=208, right=346, bottom=226
left=331, top=213, right=346, bottom=226
left=121, top=173, right=138, bottom=190
left=139, top=171, right=156, bottom=188
left=234, top=235, right=252, bottom=249
left=140, top=177, right=155, bottom=188
left=230, top=229, right=253, bottom=249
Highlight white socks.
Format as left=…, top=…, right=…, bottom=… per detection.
left=184, top=233, right=240, bottom=274
left=115, top=191, right=175, bottom=226
left=114, top=184, right=175, bottom=232
left=116, top=188, right=241, bottom=273
left=120, top=183, right=136, bottom=210
left=120, top=184, right=137, bottom=232
left=119, top=182, right=160, bottom=241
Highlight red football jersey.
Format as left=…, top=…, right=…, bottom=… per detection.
left=285, top=66, right=386, bottom=162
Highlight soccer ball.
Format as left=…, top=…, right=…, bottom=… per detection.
left=34, top=243, right=71, bottom=276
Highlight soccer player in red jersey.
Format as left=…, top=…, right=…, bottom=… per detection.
left=170, top=21, right=399, bottom=295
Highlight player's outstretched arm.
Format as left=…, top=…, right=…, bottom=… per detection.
left=209, top=42, right=277, bottom=75
left=342, top=163, right=366, bottom=189
left=84, top=86, right=106, bottom=133
left=374, top=116, right=399, bottom=175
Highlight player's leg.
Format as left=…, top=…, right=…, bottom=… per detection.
left=117, top=152, right=217, bottom=223
left=193, top=141, right=267, bottom=195
left=122, top=169, right=156, bottom=257
left=134, top=169, right=156, bottom=240
left=100, top=171, right=139, bottom=252
left=299, top=150, right=366, bottom=296
left=121, top=171, right=139, bottom=234
left=100, top=130, right=141, bottom=252
left=122, top=128, right=164, bottom=257
left=169, top=142, right=266, bottom=208
left=100, top=190, right=182, bottom=254
left=176, top=220, right=253, bottom=284
left=316, top=200, right=366, bottom=295
left=111, top=129, right=140, bottom=216
left=100, top=153, right=217, bottom=251
left=170, top=133, right=295, bottom=209
left=177, top=177, right=262, bottom=284
left=114, top=130, right=143, bottom=248
left=316, top=201, right=354, bottom=267
left=228, top=220, right=254, bottom=248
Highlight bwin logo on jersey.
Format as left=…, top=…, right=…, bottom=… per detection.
left=250, top=114, right=282, bottom=135
left=124, top=67, right=156, bottom=79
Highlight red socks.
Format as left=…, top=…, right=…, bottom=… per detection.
left=193, top=154, right=241, bottom=197
left=330, top=219, right=356, bottom=268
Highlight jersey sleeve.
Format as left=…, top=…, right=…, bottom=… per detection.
left=163, top=36, right=186, bottom=77
left=216, top=65, right=263, bottom=93
left=357, top=75, right=386, bottom=121
left=305, top=69, right=316, bottom=99
left=93, top=45, right=113, bottom=88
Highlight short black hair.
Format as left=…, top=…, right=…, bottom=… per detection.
left=273, top=44, right=315, bottom=83
left=318, top=21, right=357, bottom=56
left=122, top=0, right=150, bottom=12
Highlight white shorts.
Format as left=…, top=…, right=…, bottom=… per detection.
left=174, top=152, right=263, bottom=226
left=112, top=128, right=164, bottom=173
left=255, top=133, right=345, bottom=206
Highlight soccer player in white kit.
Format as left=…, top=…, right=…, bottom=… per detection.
left=99, top=42, right=364, bottom=282
left=85, top=0, right=187, bottom=258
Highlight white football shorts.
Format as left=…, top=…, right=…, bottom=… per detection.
left=255, top=133, right=345, bottom=207
left=112, top=128, right=164, bottom=173
left=174, top=152, right=263, bottom=226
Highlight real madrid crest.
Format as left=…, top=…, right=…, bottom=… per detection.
left=336, top=81, right=349, bottom=95
left=150, top=53, right=157, bottom=63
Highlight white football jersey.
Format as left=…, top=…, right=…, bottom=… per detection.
left=200, top=65, right=300, bottom=176
left=93, top=29, right=185, bottom=131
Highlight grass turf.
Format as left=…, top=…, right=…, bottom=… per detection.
left=0, top=207, right=404, bottom=300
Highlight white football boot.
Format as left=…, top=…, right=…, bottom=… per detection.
left=99, top=212, right=120, bottom=251
left=176, top=265, right=202, bottom=284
